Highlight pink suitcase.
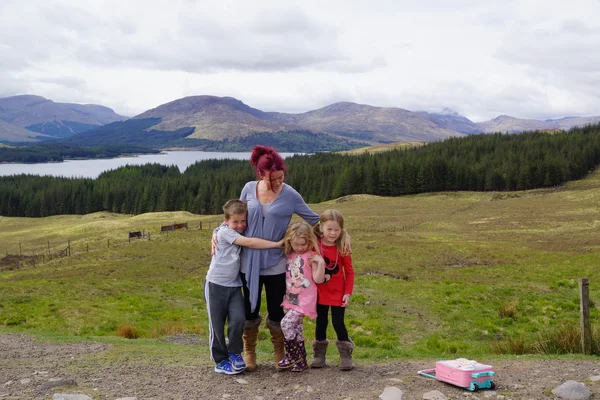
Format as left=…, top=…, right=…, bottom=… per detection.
left=418, top=358, right=496, bottom=391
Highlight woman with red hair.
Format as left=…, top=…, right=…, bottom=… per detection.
left=237, top=145, right=319, bottom=371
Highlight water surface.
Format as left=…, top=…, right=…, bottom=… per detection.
left=0, top=151, right=298, bottom=179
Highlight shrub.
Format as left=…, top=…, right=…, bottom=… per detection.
left=499, top=302, right=517, bottom=319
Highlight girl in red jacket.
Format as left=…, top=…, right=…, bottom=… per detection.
left=311, top=209, right=355, bottom=371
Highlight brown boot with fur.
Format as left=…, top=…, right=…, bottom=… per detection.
left=310, top=340, right=329, bottom=368
left=336, top=339, right=355, bottom=371
left=266, top=317, right=285, bottom=369
left=242, top=316, right=262, bottom=372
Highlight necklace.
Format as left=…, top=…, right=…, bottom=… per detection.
left=259, top=181, right=278, bottom=204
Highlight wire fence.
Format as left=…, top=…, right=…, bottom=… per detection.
left=0, top=220, right=221, bottom=271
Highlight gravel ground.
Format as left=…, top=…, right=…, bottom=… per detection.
left=1, top=334, right=600, bottom=399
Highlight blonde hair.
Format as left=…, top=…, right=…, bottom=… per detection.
left=284, top=221, right=320, bottom=256
left=315, top=209, right=351, bottom=256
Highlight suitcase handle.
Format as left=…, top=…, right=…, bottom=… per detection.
left=418, top=369, right=437, bottom=380
left=472, top=371, right=495, bottom=378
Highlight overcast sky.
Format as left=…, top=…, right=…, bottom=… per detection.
left=1, top=0, right=599, bottom=122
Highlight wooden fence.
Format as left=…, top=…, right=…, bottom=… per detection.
left=160, top=222, right=188, bottom=233
left=0, top=220, right=220, bottom=271
left=129, top=229, right=151, bottom=242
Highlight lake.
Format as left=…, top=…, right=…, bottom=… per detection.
left=0, top=151, right=299, bottom=179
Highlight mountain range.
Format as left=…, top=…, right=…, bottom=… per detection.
left=0, top=95, right=126, bottom=141
left=1, top=94, right=600, bottom=148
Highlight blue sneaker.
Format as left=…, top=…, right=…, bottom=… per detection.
left=229, top=352, right=246, bottom=371
left=214, top=359, right=242, bottom=375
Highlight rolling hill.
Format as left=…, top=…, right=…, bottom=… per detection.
left=0, top=95, right=127, bottom=139
left=0, top=119, right=50, bottom=142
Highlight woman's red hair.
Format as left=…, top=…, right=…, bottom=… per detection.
left=249, top=145, right=286, bottom=177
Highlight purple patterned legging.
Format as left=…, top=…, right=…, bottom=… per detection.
left=280, top=309, right=305, bottom=341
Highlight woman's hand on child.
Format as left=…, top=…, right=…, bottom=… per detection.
left=276, top=239, right=285, bottom=248
left=211, top=233, right=218, bottom=256
left=342, top=294, right=351, bottom=307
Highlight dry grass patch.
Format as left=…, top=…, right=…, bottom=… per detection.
left=499, top=302, right=517, bottom=319
left=117, top=324, right=139, bottom=339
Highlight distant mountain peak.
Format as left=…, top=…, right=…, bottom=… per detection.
left=0, top=94, right=126, bottom=140
left=433, top=107, right=461, bottom=117
left=1, top=94, right=51, bottom=108
left=138, top=95, right=268, bottom=121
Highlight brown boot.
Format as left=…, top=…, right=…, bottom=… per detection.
left=310, top=340, right=329, bottom=368
left=336, top=339, right=354, bottom=371
left=243, top=316, right=262, bottom=372
left=266, top=317, right=285, bottom=369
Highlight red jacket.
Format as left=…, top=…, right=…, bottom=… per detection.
left=316, top=239, right=354, bottom=306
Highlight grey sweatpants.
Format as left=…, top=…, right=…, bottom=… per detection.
left=204, top=281, right=245, bottom=363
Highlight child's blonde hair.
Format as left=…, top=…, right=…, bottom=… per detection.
left=284, top=221, right=320, bottom=256
left=316, top=209, right=351, bottom=256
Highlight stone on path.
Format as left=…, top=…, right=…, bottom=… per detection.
left=41, top=378, right=77, bottom=391
left=52, top=395, right=92, bottom=400
left=590, top=375, right=600, bottom=382
left=115, top=398, right=138, bottom=400
left=551, top=380, right=592, bottom=400
left=422, top=390, right=447, bottom=400
left=379, top=386, right=404, bottom=400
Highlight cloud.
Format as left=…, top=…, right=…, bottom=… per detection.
left=1, top=0, right=600, bottom=121
left=9, top=1, right=378, bottom=74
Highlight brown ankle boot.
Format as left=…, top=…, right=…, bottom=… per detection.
left=310, top=340, right=329, bottom=368
left=242, top=317, right=262, bottom=372
left=336, top=339, right=355, bottom=371
left=266, top=317, right=285, bottom=369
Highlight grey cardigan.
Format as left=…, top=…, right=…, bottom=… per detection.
left=240, top=181, right=319, bottom=312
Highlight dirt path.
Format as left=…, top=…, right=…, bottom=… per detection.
left=2, top=334, right=600, bottom=399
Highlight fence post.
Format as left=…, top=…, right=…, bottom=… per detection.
left=108, top=239, right=110, bottom=248
left=579, top=278, right=592, bottom=355
left=68, top=240, right=71, bottom=256
left=19, top=242, right=22, bottom=256
left=48, top=241, right=50, bottom=257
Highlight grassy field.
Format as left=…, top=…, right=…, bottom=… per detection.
left=340, top=141, right=425, bottom=154
left=1, top=170, right=600, bottom=364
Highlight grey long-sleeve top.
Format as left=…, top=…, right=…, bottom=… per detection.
left=240, top=181, right=320, bottom=312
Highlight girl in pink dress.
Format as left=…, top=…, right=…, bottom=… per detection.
left=278, top=221, right=325, bottom=372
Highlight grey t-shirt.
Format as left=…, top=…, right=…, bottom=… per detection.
left=206, top=226, right=243, bottom=287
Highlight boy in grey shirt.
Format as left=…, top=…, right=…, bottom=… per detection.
left=205, top=200, right=283, bottom=374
